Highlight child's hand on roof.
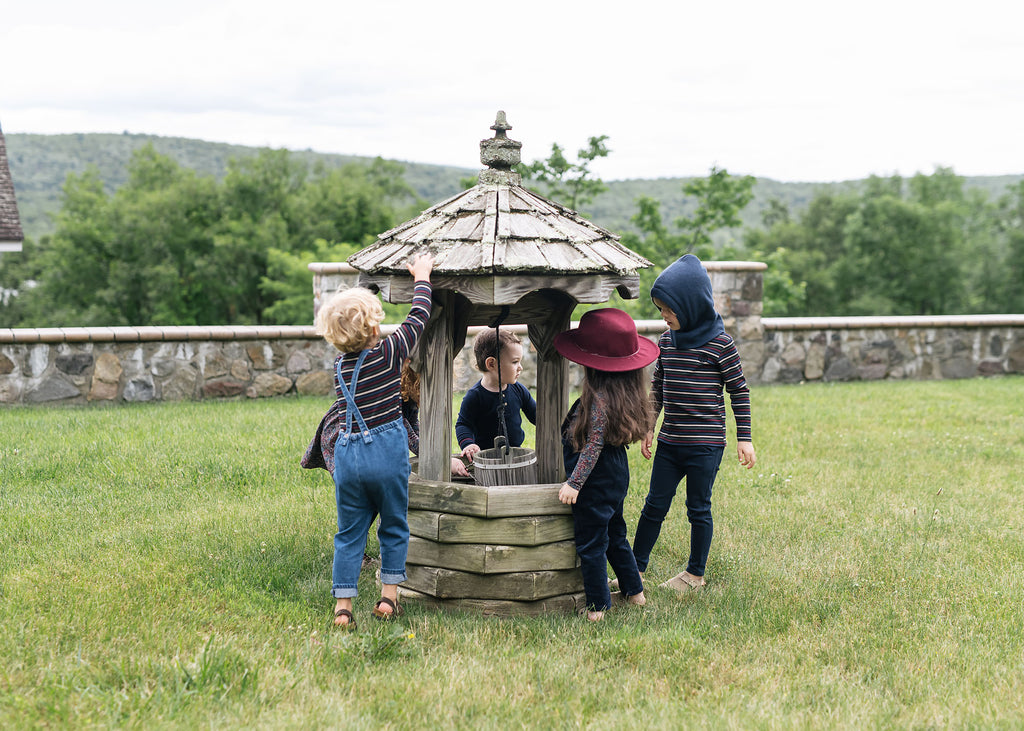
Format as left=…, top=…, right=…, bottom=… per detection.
left=407, top=253, right=434, bottom=281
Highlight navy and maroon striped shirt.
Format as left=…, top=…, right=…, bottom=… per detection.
left=651, top=330, right=752, bottom=447
left=301, top=280, right=432, bottom=477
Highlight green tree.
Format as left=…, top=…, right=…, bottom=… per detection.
left=261, top=239, right=361, bottom=325
left=741, top=167, right=1024, bottom=317
left=676, top=166, right=755, bottom=256
left=17, top=168, right=117, bottom=325
left=519, top=135, right=610, bottom=213
left=996, top=181, right=1024, bottom=313
left=8, top=145, right=417, bottom=326
left=0, top=234, right=47, bottom=327
left=836, top=193, right=962, bottom=315
left=615, top=167, right=756, bottom=318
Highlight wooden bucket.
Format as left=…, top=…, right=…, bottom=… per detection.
left=472, top=443, right=538, bottom=487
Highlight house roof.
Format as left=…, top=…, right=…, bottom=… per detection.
left=0, top=123, right=24, bottom=249
left=348, top=112, right=651, bottom=277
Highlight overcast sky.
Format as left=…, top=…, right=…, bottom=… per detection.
left=3, top=0, right=1023, bottom=183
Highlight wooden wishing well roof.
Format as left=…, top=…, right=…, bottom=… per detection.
left=347, top=112, right=651, bottom=278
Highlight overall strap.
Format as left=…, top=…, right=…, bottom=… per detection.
left=336, top=350, right=373, bottom=445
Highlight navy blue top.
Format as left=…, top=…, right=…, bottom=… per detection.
left=455, top=380, right=537, bottom=450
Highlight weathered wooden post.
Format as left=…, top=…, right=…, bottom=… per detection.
left=347, top=112, right=652, bottom=615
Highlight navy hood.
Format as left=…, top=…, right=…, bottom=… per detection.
left=650, top=254, right=725, bottom=350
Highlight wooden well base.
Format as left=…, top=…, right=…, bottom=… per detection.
left=403, top=564, right=582, bottom=601
left=407, top=536, right=578, bottom=574
left=398, top=586, right=586, bottom=618
left=401, top=474, right=584, bottom=615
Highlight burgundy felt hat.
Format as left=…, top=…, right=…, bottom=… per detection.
left=553, top=308, right=659, bottom=372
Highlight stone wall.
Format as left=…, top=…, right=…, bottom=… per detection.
left=3, top=262, right=1022, bottom=406
left=0, top=327, right=334, bottom=405
left=760, top=316, right=1024, bottom=384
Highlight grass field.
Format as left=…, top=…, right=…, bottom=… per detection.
left=1, top=377, right=1023, bottom=729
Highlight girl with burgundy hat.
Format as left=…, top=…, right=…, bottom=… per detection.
left=554, top=308, right=659, bottom=621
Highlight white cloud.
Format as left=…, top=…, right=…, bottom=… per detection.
left=3, top=0, right=1023, bottom=181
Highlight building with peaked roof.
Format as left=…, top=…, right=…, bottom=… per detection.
left=0, top=123, right=24, bottom=253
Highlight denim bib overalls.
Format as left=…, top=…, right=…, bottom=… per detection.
left=331, top=350, right=412, bottom=598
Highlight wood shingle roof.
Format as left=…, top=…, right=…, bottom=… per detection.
left=349, top=182, right=651, bottom=276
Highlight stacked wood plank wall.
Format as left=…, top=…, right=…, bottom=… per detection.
left=399, top=476, right=585, bottom=617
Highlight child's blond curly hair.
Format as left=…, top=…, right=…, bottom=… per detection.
left=315, top=287, right=385, bottom=353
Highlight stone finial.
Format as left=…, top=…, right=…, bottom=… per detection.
left=479, top=110, right=522, bottom=184
left=490, top=111, right=513, bottom=139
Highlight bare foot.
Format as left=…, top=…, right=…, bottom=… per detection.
left=372, top=584, right=400, bottom=619
left=608, top=572, right=644, bottom=592
left=587, top=610, right=605, bottom=622
left=610, top=590, right=647, bottom=607
left=333, top=599, right=355, bottom=628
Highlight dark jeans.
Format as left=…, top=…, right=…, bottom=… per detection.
left=632, top=443, right=724, bottom=577
left=574, top=488, right=645, bottom=612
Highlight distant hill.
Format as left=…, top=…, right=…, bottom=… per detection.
left=5, top=133, right=1022, bottom=244
left=4, top=133, right=471, bottom=242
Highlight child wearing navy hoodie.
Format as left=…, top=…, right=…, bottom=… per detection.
left=633, top=254, right=757, bottom=593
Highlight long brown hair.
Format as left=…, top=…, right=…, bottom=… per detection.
left=400, top=360, right=420, bottom=404
left=568, top=367, right=652, bottom=451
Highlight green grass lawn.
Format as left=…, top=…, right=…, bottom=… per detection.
left=1, top=378, right=1023, bottom=729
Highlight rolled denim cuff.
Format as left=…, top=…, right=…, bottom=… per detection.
left=332, top=586, right=358, bottom=599
left=379, top=570, right=407, bottom=586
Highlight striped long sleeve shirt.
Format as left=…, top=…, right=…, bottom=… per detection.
left=301, top=280, right=432, bottom=477
left=651, top=330, right=752, bottom=447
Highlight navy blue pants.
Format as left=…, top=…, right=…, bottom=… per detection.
left=562, top=399, right=644, bottom=611
left=632, top=442, right=724, bottom=577
left=573, top=482, right=645, bottom=611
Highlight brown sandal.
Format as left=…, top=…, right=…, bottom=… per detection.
left=333, top=608, right=357, bottom=630
left=372, top=596, right=404, bottom=621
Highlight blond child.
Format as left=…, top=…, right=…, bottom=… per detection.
left=301, top=254, right=433, bottom=628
